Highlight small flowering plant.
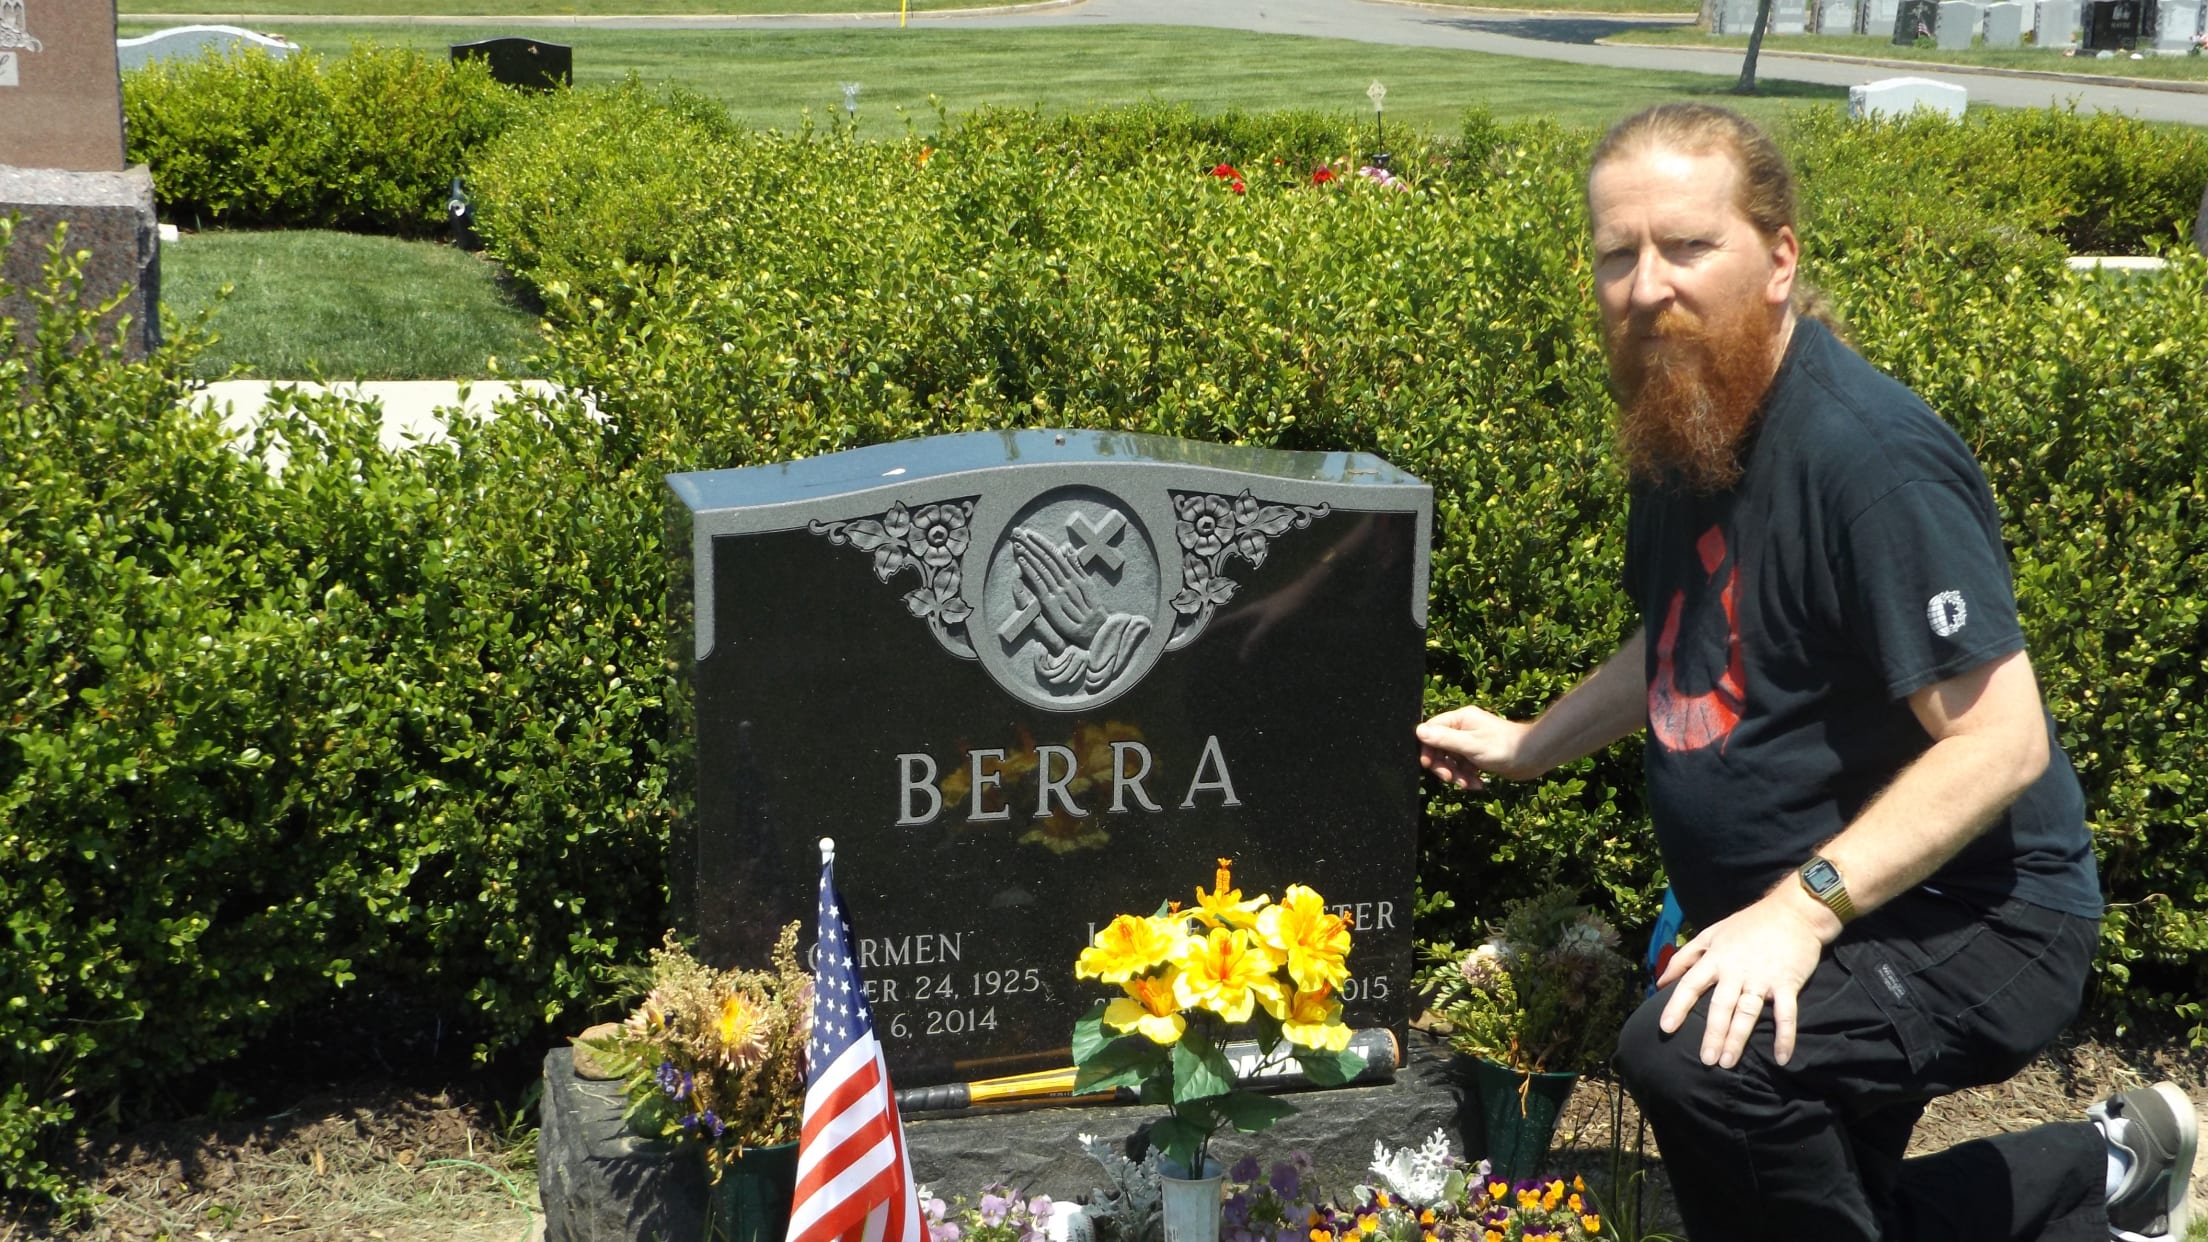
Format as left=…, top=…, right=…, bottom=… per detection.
left=1463, top=1173, right=1605, bottom=1242
left=1071, top=860, right=1367, bottom=1175
left=1414, top=887, right=1634, bottom=1076
left=1222, top=1152, right=1327, bottom=1242
left=586, top=924, right=811, bottom=1175
left=921, top=1184, right=1058, bottom=1242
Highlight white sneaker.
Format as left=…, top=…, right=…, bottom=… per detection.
left=2090, top=1080, right=2198, bottom=1242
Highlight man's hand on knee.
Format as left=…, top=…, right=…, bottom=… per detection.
left=1656, top=886, right=1836, bottom=1067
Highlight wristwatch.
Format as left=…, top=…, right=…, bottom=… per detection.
left=1797, top=855, right=1858, bottom=923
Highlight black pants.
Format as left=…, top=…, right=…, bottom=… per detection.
left=1615, top=891, right=2107, bottom=1241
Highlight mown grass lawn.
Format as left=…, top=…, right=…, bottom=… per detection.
left=113, top=23, right=1849, bottom=135
left=160, top=229, right=544, bottom=379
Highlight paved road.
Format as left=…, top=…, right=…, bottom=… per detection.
left=167, top=0, right=2208, bottom=124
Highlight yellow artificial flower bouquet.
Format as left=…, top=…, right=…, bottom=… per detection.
left=1071, top=859, right=1368, bottom=1176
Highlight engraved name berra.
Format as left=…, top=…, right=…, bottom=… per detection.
left=895, top=735, right=1241, bottom=826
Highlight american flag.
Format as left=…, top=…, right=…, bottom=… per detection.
left=786, top=841, right=925, bottom=1242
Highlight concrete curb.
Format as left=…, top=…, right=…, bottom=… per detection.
left=1364, top=0, right=1697, bottom=20
left=193, top=378, right=563, bottom=455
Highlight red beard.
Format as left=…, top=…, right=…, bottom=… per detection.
left=1608, top=302, right=1782, bottom=493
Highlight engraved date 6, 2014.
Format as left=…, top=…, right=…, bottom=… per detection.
left=884, top=1007, right=998, bottom=1040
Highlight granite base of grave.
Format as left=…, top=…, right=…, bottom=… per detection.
left=1, top=164, right=160, bottom=360
left=540, top=1034, right=1468, bottom=1242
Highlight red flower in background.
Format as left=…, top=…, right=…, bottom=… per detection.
left=1311, top=167, right=1337, bottom=185
left=1230, top=179, right=1247, bottom=195
left=1211, top=163, right=1240, bottom=179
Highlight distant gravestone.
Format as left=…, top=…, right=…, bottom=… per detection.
left=116, top=24, right=299, bottom=71
left=1985, top=3, right=2026, bottom=43
left=1713, top=0, right=1760, bottom=33
left=2038, top=0, right=2080, bottom=42
left=1849, top=74, right=1970, bottom=118
left=449, top=36, right=570, bottom=91
left=666, top=431, right=1432, bottom=1088
left=1774, top=0, right=1811, bottom=32
left=1895, top=0, right=1941, bottom=40
left=1936, top=1, right=1982, bottom=45
left=2083, top=0, right=2144, bottom=47
left=1, top=0, right=158, bottom=360
left=2152, top=0, right=2199, bottom=46
left=1818, top=0, right=1860, bottom=35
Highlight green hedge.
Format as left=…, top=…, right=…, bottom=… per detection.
left=5, top=95, right=2206, bottom=1208
left=121, top=45, right=525, bottom=236
left=1, top=223, right=665, bottom=1210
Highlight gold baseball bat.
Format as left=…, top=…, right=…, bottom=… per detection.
left=894, top=1027, right=1400, bottom=1114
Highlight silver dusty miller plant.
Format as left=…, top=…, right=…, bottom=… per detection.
left=1077, top=1132, right=1164, bottom=1242
left=1366, top=1129, right=1473, bottom=1209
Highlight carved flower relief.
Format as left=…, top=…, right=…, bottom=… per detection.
left=1174, top=555, right=1238, bottom=615
left=809, top=500, right=977, bottom=628
left=908, top=502, right=970, bottom=570
left=1176, top=493, right=1237, bottom=559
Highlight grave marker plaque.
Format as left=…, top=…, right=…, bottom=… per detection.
left=667, top=431, right=1432, bottom=1088
left=450, top=36, right=571, bottom=91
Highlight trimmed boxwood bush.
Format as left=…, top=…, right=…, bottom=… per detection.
left=5, top=95, right=2206, bottom=1208
left=122, top=45, right=525, bottom=236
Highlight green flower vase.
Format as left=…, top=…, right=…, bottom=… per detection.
left=703, top=1140, right=800, bottom=1242
left=1461, top=1055, right=1577, bottom=1186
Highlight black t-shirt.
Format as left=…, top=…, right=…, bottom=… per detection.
left=1622, top=318, right=2102, bottom=928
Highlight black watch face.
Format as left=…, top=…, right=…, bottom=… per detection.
left=1803, top=858, right=1842, bottom=894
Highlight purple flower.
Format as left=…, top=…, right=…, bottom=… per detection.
left=978, top=1191, right=1012, bottom=1227
left=656, top=1060, right=694, bottom=1101
left=1231, top=1154, right=1263, bottom=1183
left=1269, top=1160, right=1302, bottom=1201
left=700, top=1109, right=726, bottom=1137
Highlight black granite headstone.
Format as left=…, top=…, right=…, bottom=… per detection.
left=2082, top=0, right=2144, bottom=46
left=1893, top=0, right=1940, bottom=41
left=449, top=36, right=571, bottom=91
left=666, top=431, right=1432, bottom=1090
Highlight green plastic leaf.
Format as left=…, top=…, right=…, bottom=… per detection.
left=1171, top=1034, right=1236, bottom=1105
left=1292, top=1044, right=1369, bottom=1088
left=1215, top=1090, right=1296, bottom=1134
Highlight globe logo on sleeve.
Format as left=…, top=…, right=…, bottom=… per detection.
left=1926, top=589, right=1968, bottom=638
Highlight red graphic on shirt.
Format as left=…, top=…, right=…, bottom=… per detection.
left=1649, top=524, right=1744, bottom=753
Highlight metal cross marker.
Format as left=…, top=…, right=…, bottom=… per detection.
left=1066, top=510, right=1127, bottom=575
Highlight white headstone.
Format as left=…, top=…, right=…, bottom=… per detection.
left=1818, top=0, right=1861, bottom=31
left=1866, top=0, right=1902, bottom=29
left=1774, top=0, right=1811, bottom=31
left=1848, top=75, right=1970, bottom=119
left=1936, top=0, right=1983, bottom=44
left=116, top=25, right=300, bottom=72
left=1985, top=2, right=2026, bottom=42
left=2152, top=0, right=2199, bottom=46
left=1713, top=0, right=1761, bottom=33
left=2037, top=0, right=2079, bottom=41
